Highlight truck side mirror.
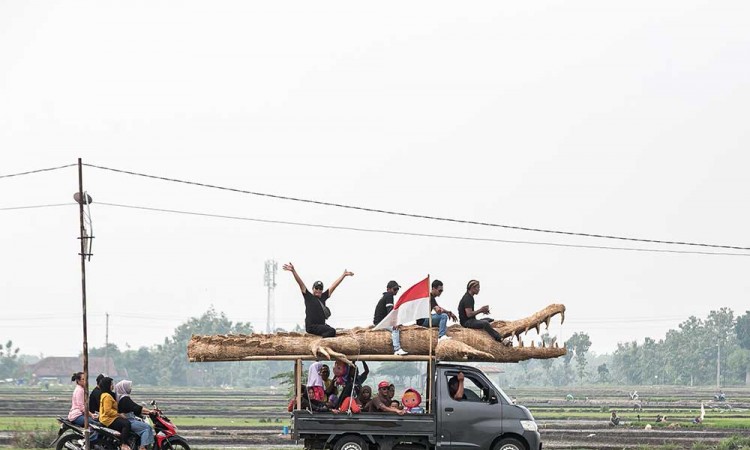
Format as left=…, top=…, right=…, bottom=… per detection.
left=489, top=395, right=498, bottom=405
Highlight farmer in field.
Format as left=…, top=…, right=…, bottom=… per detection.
left=283, top=262, right=354, bottom=338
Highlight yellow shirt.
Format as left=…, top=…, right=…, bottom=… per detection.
left=99, top=392, right=119, bottom=426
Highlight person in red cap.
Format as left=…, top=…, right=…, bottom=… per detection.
left=367, top=381, right=405, bottom=415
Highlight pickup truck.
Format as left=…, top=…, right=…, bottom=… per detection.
left=292, top=362, right=541, bottom=450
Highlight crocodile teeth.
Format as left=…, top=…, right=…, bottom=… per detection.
left=560, top=311, right=565, bottom=325
left=544, top=317, right=551, bottom=329
left=518, top=339, right=524, bottom=348
left=535, top=324, right=540, bottom=334
left=542, top=341, right=546, bottom=348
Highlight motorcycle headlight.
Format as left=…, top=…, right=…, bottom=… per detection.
left=520, top=420, right=538, bottom=432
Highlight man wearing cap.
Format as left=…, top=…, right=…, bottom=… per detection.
left=416, top=279, right=457, bottom=341
left=367, top=380, right=406, bottom=414
left=283, top=262, right=354, bottom=337
left=373, top=281, right=408, bottom=356
left=458, top=280, right=504, bottom=342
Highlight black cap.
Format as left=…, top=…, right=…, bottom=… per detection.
left=312, top=281, right=324, bottom=290
left=387, top=280, right=401, bottom=290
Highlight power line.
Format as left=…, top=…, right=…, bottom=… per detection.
left=0, top=203, right=73, bottom=211
left=0, top=163, right=76, bottom=179
left=96, top=201, right=750, bottom=257
left=83, top=163, right=750, bottom=252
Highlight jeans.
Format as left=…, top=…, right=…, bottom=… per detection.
left=418, top=313, right=449, bottom=338
left=462, top=317, right=501, bottom=341
left=71, top=415, right=100, bottom=441
left=127, top=417, right=154, bottom=447
left=391, top=327, right=401, bottom=351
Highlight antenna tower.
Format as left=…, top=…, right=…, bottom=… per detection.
left=264, top=260, right=278, bottom=334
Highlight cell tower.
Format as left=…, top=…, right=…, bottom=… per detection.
left=264, top=260, right=278, bottom=334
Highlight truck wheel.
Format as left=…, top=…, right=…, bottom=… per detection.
left=494, top=438, right=525, bottom=450
left=333, top=435, right=368, bottom=450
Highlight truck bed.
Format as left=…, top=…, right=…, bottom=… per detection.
left=293, top=410, right=437, bottom=439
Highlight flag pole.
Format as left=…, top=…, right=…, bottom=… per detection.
left=427, top=275, right=432, bottom=414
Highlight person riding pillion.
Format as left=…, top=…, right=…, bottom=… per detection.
left=283, top=262, right=354, bottom=338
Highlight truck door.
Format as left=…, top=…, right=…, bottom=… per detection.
left=439, top=370, right=501, bottom=450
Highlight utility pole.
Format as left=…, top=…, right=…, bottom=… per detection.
left=717, top=342, right=721, bottom=389
left=74, top=158, right=94, bottom=450
left=264, top=260, right=278, bottom=334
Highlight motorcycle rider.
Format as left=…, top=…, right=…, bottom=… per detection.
left=115, top=380, right=155, bottom=450
left=68, top=372, right=98, bottom=426
left=99, top=377, right=132, bottom=450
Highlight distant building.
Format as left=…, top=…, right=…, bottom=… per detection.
left=30, top=356, right=126, bottom=384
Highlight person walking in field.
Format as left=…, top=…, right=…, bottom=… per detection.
left=283, top=262, right=354, bottom=337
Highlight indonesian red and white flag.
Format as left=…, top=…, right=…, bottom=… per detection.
left=374, top=276, right=430, bottom=329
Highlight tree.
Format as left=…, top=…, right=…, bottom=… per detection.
left=565, top=332, right=591, bottom=383
left=735, top=311, right=750, bottom=385
left=597, top=363, right=611, bottom=383
left=0, top=340, right=21, bottom=378
left=159, top=307, right=253, bottom=385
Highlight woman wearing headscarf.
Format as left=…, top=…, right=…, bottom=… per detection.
left=67, top=372, right=98, bottom=426
left=99, top=377, right=132, bottom=450
left=115, top=380, right=155, bottom=450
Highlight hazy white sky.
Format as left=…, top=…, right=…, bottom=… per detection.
left=1, top=1, right=749, bottom=358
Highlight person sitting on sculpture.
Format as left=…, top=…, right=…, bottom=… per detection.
left=373, top=280, right=408, bottom=355
left=457, top=280, right=508, bottom=344
left=367, top=381, right=406, bottom=415
left=283, top=262, right=353, bottom=338
left=416, top=279, right=458, bottom=341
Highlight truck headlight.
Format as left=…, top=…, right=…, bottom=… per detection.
left=520, top=420, right=538, bottom=432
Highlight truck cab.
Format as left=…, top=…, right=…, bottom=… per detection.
left=293, top=361, right=541, bottom=450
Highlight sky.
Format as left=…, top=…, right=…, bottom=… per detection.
left=1, top=1, right=749, bottom=358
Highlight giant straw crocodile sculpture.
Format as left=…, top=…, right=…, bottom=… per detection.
left=188, top=303, right=566, bottom=364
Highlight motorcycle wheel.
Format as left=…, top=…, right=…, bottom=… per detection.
left=162, top=436, right=190, bottom=450
left=56, top=433, right=82, bottom=450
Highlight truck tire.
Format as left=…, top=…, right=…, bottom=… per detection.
left=333, top=435, right=368, bottom=450
left=493, top=437, right=525, bottom=450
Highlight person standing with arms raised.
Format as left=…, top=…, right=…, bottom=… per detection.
left=283, top=262, right=354, bottom=337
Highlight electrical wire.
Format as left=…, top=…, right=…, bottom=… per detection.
left=82, top=163, right=750, bottom=252
left=0, top=164, right=76, bottom=179
left=0, top=203, right=73, bottom=211
left=95, top=201, right=750, bottom=257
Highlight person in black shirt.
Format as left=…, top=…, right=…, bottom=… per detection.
left=457, top=280, right=503, bottom=342
left=283, top=262, right=354, bottom=337
left=88, top=373, right=105, bottom=414
left=115, top=380, right=154, bottom=450
left=416, top=279, right=458, bottom=341
left=373, top=281, right=408, bottom=355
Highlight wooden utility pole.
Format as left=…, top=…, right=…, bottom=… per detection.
left=76, top=158, right=93, bottom=450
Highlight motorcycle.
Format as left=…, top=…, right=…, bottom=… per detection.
left=52, top=401, right=190, bottom=450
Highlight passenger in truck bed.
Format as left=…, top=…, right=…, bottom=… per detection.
left=367, top=381, right=406, bottom=415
